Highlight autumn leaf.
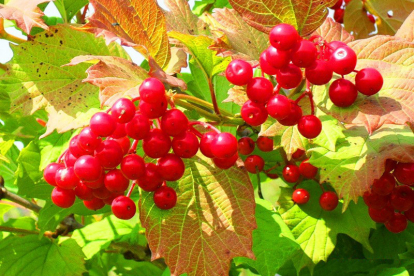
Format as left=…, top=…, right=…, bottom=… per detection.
left=164, top=47, right=188, bottom=75
left=80, top=0, right=170, bottom=68
left=310, top=125, right=414, bottom=210
left=228, top=0, right=338, bottom=36
left=0, top=0, right=53, bottom=34
left=223, top=86, right=248, bottom=106
left=139, top=154, right=256, bottom=276
left=148, top=56, right=188, bottom=90
left=343, top=0, right=375, bottom=39
left=312, top=17, right=354, bottom=43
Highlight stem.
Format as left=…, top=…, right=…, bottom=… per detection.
left=208, top=79, right=220, bottom=115
left=189, top=121, right=220, bottom=133
left=273, top=84, right=281, bottom=94
left=58, top=149, right=67, bottom=163
left=126, top=181, right=137, bottom=197
left=128, top=140, right=139, bottom=154
left=0, top=226, right=39, bottom=235
left=81, top=4, right=89, bottom=23
left=294, top=92, right=308, bottom=104
left=278, top=147, right=289, bottom=164
left=256, top=169, right=264, bottom=199
left=0, top=186, right=41, bottom=213
left=173, top=94, right=233, bottom=117
left=132, top=96, right=140, bottom=102
left=189, top=126, right=203, bottom=138
left=308, top=91, right=315, bottom=116
left=0, top=19, right=26, bottom=44
left=289, top=79, right=306, bottom=98
left=264, top=163, right=279, bottom=174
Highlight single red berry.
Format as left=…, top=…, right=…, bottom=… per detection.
left=367, top=13, right=375, bottom=24
left=246, top=77, right=274, bottom=104
left=78, top=127, right=101, bottom=151
left=244, top=155, right=265, bottom=173
left=121, top=154, right=146, bottom=180
left=225, top=59, right=253, bottom=86
left=291, top=40, right=317, bottom=68
left=51, top=187, right=76, bottom=208
left=213, top=153, right=239, bottom=170
left=372, top=172, right=396, bottom=196
left=266, top=173, right=279, bottom=179
left=74, top=182, right=94, bottom=200
left=74, top=155, right=102, bottom=182
left=153, top=186, right=177, bottom=210
left=385, top=213, right=408, bottom=233
left=139, top=78, right=165, bottom=104
left=83, top=197, right=105, bottom=211
left=305, top=60, right=333, bottom=85
left=277, top=101, right=303, bottom=126
left=138, top=163, right=163, bottom=192
left=393, top=162, right=414, bottom=186
left=103, top=193, right=124, bottom=205
left=269, top=23, right=300, bottom=51
left=283, top=164, right=300, bottom=183
left=44, top=162, right=63, bottom=186
left=241, top=100, right=268, bottom=126
left=330, top=0, right=343, bottom=9
left=125, top=112, right=150, bottom=140
left=299, top=159, right=318, bottom=179
left=104, top=169, right=130, bottom=194
left=276, top=64, right=303, bottom=89
left=390, top=185, right=414, bottom=212
left=172, top=131, right=199, bottom=158
left=265, top=46, right=291, bottom=69
left=298, top=115, right=322, bottom=139
left=139, top=97, right=167, bottom=119
left=256, top=136, right=273, bottom=152
left=259, top=51, right=279, bottom=75
left=142, top=129, right=172, bottom=159
left=90, top=112, right=117, bottom=137
left=267, top=94, right=291, bottom=120
left=157, top=154, right=185, bottom=181
left=384, top=159, right=397, bottom=172
left=64, top=151, right=77, bottom=167
left=368, top=205, right=393, bottom=223
left=93, top=185, right=112, bottom=199
left=363, top=191, right=389, bottom=209
left=319, top=191, right=339, bottom=211
left=111, top=98, right=136, bottom=123
left=329, top=79, right=358, bottom=107
left=327, top=41, right=347, bottom=55
left=200, top=131, right=218, bottom=158
left=69, top=135, right=93, bottom=158
left=238, top=137, right=255, bottom=155
left=292, top=149, right=306, bottom=159
left=161, top=109, right=189, bottom=137
left=211, top=132, right=238, bottom=159
left=404, top=206, right=414, bottom=222
left=330, top=46, right=357, bottom=75
left=55, top=167, right=79, bottom=189
left=334, top=8, right=345, bottom=23
left=110, top=136, right=131, bottom=155
left=292, top=188, right=310, bottom=204
left=355, top=68, right=383, bottom=96
left=110, top=123, right=127, bottom=139
left=112, top=196, right=136, bottom=220
left=83, top=174, right=104, bottom=189
left=95, top=139, right=124, bottom=169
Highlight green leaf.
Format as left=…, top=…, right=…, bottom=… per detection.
left=193, top=0, right=231, bottom=16
left=0, top=144, right=19, bottom=193
left=54, top=0, right=88, bottom=22
left=0, top=235, right=86, bottom=276
left=311, top=114, right=345, bottom=152
left=234, top=199, right=299, bottom=276
left=400, top=243, right=414, bottom=259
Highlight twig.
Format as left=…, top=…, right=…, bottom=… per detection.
left=0, top=19, right=26, bottom=44
left=207, top=78, right=221, bottom=115
left=0, top=226, right=39, bottom=235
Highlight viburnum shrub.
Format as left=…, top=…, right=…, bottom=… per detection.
left=0, top=0, right=414, bottom=275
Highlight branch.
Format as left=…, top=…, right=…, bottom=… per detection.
left=0, top=19, right=26, bottom=44
left=0, top=226, right=39, bottom=235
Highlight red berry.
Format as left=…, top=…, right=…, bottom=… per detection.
left=367, top=13, right=375, bottom=24
left=372, top=172, right=396, bottom=196
left=142, top=129, right=172, bottom=159
left=283, top=164, right=300, bottom=183
left=238, top=137, right=255, bottom=155
left=139, top=97, right=167, bottom=119
left=95, top=139, right=124, bottom=169
left=121, top=154, right=146, bottom=180
left=244, top=155, right=265, bottom=173
left=390, top=185, right=414, bottom=212
left=266, top=173, right=279, bottom=179
left=55, top=167, right=79, bottom=189
left=90, top=112, right=117, bottom=137
left=329, top=79, right=358, bottom=107
left=256, top=136, right=273, bottom=152
left=385, top=213, right=408, bottom=233
left=93, top=185, right=112, bottom=199
left=112, top=196, right=136, bottom=220
left=51, top=187, right=76, bottom=208
left=225, top=59, right=253, bottom=86
left=363, top=191, right=389, bottom=209
left=277, top=101, right=303, bottom=126
left=110, top=123, right=127, bottom=139
left=110, top=136, right=131, bottom=155
left=153, top=186, right=177, bottom=210
left=368, top=205, right=393, bottom=223
left=319, top=191, right=339, bottom=211
left=69, top=135, right=93, bottom=158
left=161, top=109, right=189, bottom=137
left=74, top=155, right=102, bottom=182
left=330, top=0, right=343, bottom=9
left=404, top=206, right=414, bottom=222
left=157, top=154, right=185, bottom=181
left=269, top=23, right=299, bottom=51
left=200, top=131, right=218, bottom=158
left=172, top=131, right=199, bottom=158
left=265, top=46, right=290, bottom=69
left=74, top=182, right=94, bottom=200
left=298, top=115, right=322, bottom=139
left=246, top=77, right=274, bottom=104
left=384, top=159, right=397, bottom=172
left=292, top=188, right=310, bottom=204
left=78, top=127, right=101, bottom=151
left=111, top=98, right=136, bottom=123
left=211, top=132, right=238, bottom=159
left=83, top=197, right=105, bottom=210
left=267, top=94, right=291, bottom=120
left=327, top=41, right=347, bottom=54
left=334, top=8, right=345, bottom=23
left=104, top=169, right=130, bottom=194
left=44, top=162, right=63, bottom=186
left=305, top=60, right=333, bottom=85
left=241, top=100, right=268, bottom=126
left=83, top=174, right=104, bottom=189
left=299, top=159, right=318, bottom=179
left=330, top=46, right=357, bottom=75
left=355, top=68, right=383, bottom=96
left=125, top=112, right=150, bottom=140
left=64, top=151, right=77, bottom=167
left=393, top=162, right=414, bottom=185
left=259, top=51, right=279, bottom=75
left=213, top=153, right=239, bottom=169
left=138, top=163, right=163, bottom=192
left=103, top=193, right=123, bottom=205
left=276, top=64, right=303, bottom=89
left=291, top=40, right=317, bottom=68
left=139, top=78, right=165, bottom=104
left=292, top=149, right=306, bottom=159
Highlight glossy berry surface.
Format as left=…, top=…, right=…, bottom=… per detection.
left=90, top=112, right=117, bottom=137
left=200, top=132, right=218, bottom=158
left=319, top=191, right=339, bottom=211
left=292, top=149, right=306, bottom=159
left=55, top=167, right=79, bottom=189
left=74, top=155, right=102, bottom=182
left=393, top=162, right=414, bottom=185
left=104, top=169, right=130, bottom=193
left=110, top=123, right=127, bottom=139
left=363, top=191, right=389, bottom=210
left=385, top=213, right=408, bottom=233
left=125, top=112, right=150, bottom=140
left=78, top=127, right=101, bottom=151
left=142, top=129, right=172, bottom=159
left=298, top=115, right=322, bottom=139
left=172, top=131, right=199, bottom=158
left=390, top=185, right=414, bottom=212
left=330, top=46, right=357, bottom=75
left=291, top=40, right=317, bottom=68
left=355, top=68, right=383, bottom=96
left=139, top=77, right=165, bottom=104
left=246, top=77, right=274, bottom=103
left=266, top=46, right=290, bottom=69
left=74, top=182, right=94, bottom=201
left=241, top=100, right=268, bottom=126
left=299, top=159, right=318, bottom=179
left=83, top=175, right=104, bottom=189
left=110, top=98, right=136, bottom=123
left=225, top=59, right=253, bottom=86
left=329, top=79, right=358, bottom=107
left=244, top=155, right=265, bottom=173
left=92, top=185, right=112, bottom=199
left=43, top=162, right=63, bottom=186
left=277, top=101, right=303, bottom=126
left=153, top=186, right=177, bottom=210
left=138, top=163, right=163, bottom=192
left=256, top=136, right=273, bottom=152
left=368, top=206, right=393, bottom=223
left=139, top=96, right=167, bottom=119
left=112, top=196, right=136, bottom=220
left=282, top=164, right=300, bottom=183
left=84, top=197, right=105, bottom=210
left=95, top=140, right=124, bottom=169
left=276, top=64, right=303, bottom=89
left=267, top=94, right=291, bottom=120
left=259, top=51, right=279, bottom=75
left=238, top=137, right=255, bottom=155
left=210, top=132, right=238, bottom=159
left=161, top=109, right=189, bottom=137
left=64, top=151, right=77, bottom=167
left=157, top=154, right=185, bottom=181
left=292, top=188, right=310, bottom=205
left=371, top=172, right=395, bottom=196
left=213, top=153, right=239, bottom=169
left=269, top=23, right=299, bottom=51
left=69, top=135, right=93, bottom=158
left=305, top=60, right=333, bottom=85
left=51, top=187, right=76, bottom=208
left=121, top=154, right=146, bottom=180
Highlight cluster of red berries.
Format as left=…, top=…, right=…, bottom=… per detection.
left=237, top=136, right=275, bottom=175
left=364, top=160, right=414, bottom=233
left=226, top=23, right=383, bottom=141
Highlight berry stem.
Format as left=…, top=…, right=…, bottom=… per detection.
left=207, top=78, right=221, bottom=115
left=189, top=126, right=203, bottom=138
left=318, top=182, right=326, bottom=192
left=273, top=83, right=282, bottom=94
left=294, top=92, right=308, bottom=104
left=128, top=140, right=139, bottom=154
left=0, top=225, right=39, bottom=235
left=306, top=80, right=315, bottom=115
left=289, top=79, right=306, bottom=98
left=189, top=121, right=221, bottom=133
left=168, top=97, right=176, bottom=108
left=264, top=163, right=279, bottom=174
left=57, top=149, right=68, bottom=163
left=126, top=181, right=137, bottom=197
left=173, top=94, right=233, bottom=117
left=278, top=147, right=289, bottom=164
left=132, top=96, right=140, bottom=102
left=256, top=168, right=264, bottom=199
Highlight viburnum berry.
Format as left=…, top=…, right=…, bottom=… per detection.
left=104, top=169, right=130, bottom=194
left=282, top=164, right=300, bottom=183
left=90, top=112, right=117, bottom=137
left=368, top=205, right=393, bottom=223
left=157, top=154, right=185, bottom=181
left=69, top=135, right=93, bottom=158
left=225, top=59, right=253, bottom=86
left=267, top=94, right=291, bottom=120
left=371, top=172, right=396, bottom=196
left=93, top=185, right=112, bottom=199
left=210, top=132, right=238, bottom=159
left=384, top=159, right=397, bottom=172
left=327, top=41, right=348, bottom=54
left=112, top=196, right=136, bottom=220
left=269, top=23, right=299, bottom=51
left=142, top=129, right=172, bottom=159
left=241, top=100, right=268, bottom=126
left=103, top=193, right=123, bottom=205
left=238, top=137, right=255, bottom=155
left=153, top=186, right=177, bottom=210
left=110, top=98, right=136, bottom=123
left=256, top=136, right=273, bottom=152
left=78, top=127, right=101, bottom=151
left=299, top=159, right=318, bottom=179
left=305, top=60, right=333, bottom=85
left=74, top=155, right=102, bottom=182
left=259, top=51, right=279, bottom=75
left=110, top=123, right=127, bottom=139
left=213, top=153, right=239, bottom=169
left=292, top=149, right=306, bottom=159
left=246, top=77, right=274, bottom=103
left=172, top=131, right=199, bottom=158
left=82, top=174, right=104, bottom=189
left=43, top=162, right=63, bottom=186
left=385, top=213, right=408, bottom=233
left=51, top=187, right=76, bottom=208
left=265, top=46, right=291, bottom=69
left=329, top=79, right=358, bottom=107
left=95, top=139, right=124, bottom=169
left=298, top=115, right=322, bottom=139
left=125, top=112, right=150, bottom=140
left=330, top=46, right=357, bottom=75
left=276, top=64, right=303, bottom=89
left=139, top=96, right=167, bottom=119
left=291, top=40, right=317, bottom=68
left=139, top=78, right=165, bottom=104
left=334, top=8, right=345, bottom=23
left=64, top=151, right=77, bottom=167
left=278, top=101, right=303, bottom=126
left=319, top=191, right=339, bottom=211
left=138, top=163, right=163, bottom=192
left=244, top=155, right=265, bottom=173
left=355, top=68, right=383, bottom=96
left=405, top=206, right=414, bottom=222
left=121, top=154, right=146, bottom=180
left=83, top=197, right=105, bottom=211
left=110, top=136, right=131, bottom=155
left=200, top=131, right=218, bottom=158
left=390, top=185, right=414, bottom=212
left=330, top=0, right=343, bottom=9
left=393, top=162, right=414, bottom=186
left=55, top=167, right=79, bottom=189
left=292, top=188, right=310, bottom=205
left=161, top=109, right=189, bottom=137
left=363, top=191, right=389, bottom=209
left=74, top=182, right=94, bottom=201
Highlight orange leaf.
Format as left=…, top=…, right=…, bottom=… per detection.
left=312, top=17, right=354, bottom=43
left=223, top=86, right=249, bottom=106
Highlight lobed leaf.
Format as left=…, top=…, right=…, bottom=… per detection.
left=54, top=0, right=88, bottom=22
left=312, top=17, right=354, bottom=43
left=343, top=0, right=375, bottom=39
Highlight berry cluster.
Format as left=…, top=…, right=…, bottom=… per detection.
left=226, top=23, right=383, bottom=140
left=237, top=136, right=274, bottom=175
left=364, top=160, right=414, bottom=233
